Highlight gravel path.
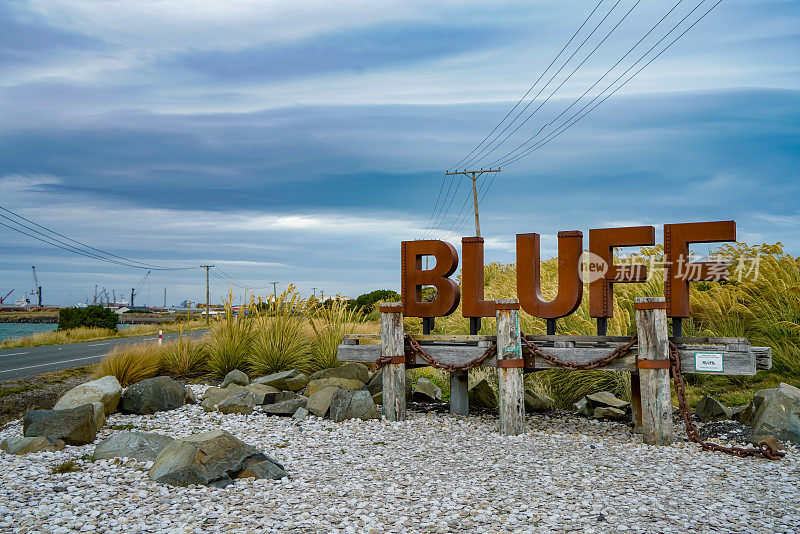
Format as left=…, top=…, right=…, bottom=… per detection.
left=1, top=384, right=799, bottom=533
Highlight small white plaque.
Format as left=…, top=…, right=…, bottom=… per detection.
left=695, top=352, right=724, bottom=372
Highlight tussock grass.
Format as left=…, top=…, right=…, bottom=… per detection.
left=95, top=342, right=162, bottom=387
left=206, top=293, right=254, bottom=378
left=308, top=299, right=371, bottom=372
left=160, top=330, right=208, bottom=378
left=249, top=285, right=312, bottom=376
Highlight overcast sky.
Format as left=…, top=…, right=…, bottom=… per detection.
left=1, top=0, right=798, bottom=306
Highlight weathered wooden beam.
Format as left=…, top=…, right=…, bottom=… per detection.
left=754, top=346, right=772, bottom=371
left=337, top=343, right=760, bottom=375
left=344, top=332, right=753, bottom=346
left=635, top=297, right=674, bottom=446
left=380, top=302, right=405, bottom=422
left=496, top=299, right=525, bottom=436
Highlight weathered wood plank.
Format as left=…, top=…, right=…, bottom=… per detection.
left=635, top=297, right=674, bottom=446
left=380, top=303, right=405, bottom=422
left=344, top=332, right=752, bottom=345
left=754, top=346, right=772, bottom=370
left=496, top=300, right=525, bottom=436
left=337, top=343, right=758, bottom=375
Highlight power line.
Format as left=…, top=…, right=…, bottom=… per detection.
left=498, top=0, right=720, bottom=167
left=428, top=0, right=622, bottom=236
left=424, top=0, right=608, bottom=238
left=0, top=206, right=196, bottom=271
left=460, top=0, right=630, bottom=170
left=490, top=0, right=693, bottom=167
left=446, top=0, right=608, bottom=172
left=449, top=0, right=722, bottom=233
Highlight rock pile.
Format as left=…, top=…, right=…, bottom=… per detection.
left=573, top=391, right=631, bottom=422
left=200, top=363, right=380, bottom=422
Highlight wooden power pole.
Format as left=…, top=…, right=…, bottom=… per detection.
left=201, top=265, right=214, bottom=325
left=444, top=168, right=501, bottom=237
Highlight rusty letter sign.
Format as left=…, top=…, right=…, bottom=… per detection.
left=400, top=220, right=736, bottom=320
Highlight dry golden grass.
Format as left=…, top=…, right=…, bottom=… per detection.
left=159, top=330, right=208, bottom=378
left=94, top=342, right=163, bottom=387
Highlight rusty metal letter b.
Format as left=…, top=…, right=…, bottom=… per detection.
left=401, top=240, right=460, bottom=318
left=516, top=231, right=583, bottom=319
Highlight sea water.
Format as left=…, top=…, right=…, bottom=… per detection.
left=0, top=323, right=58, bottom=342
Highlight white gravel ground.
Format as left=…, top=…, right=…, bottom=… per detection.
left=1, top=384, right=799, bottom=534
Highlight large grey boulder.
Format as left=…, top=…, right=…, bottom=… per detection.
left=753, top=383, right=800, bottom=444
left=329, top=389, right=380, bottom=422
left=23, top=405, right=97, bottom=445
left=695, top=395, right=732, bottom=423
left=307, top=386, right=339, bottom=417
left=220, top=369, right=249, bottom=388
left=217, top=392, right=255, bottom=415
left=573, top=398, right=591, bottom=416
left=246, top=383, right=281, bottom=404
left=411, top=378, right=442, bottom=403
left=90, top=401, right=106, bottom=430
left=262, top=398, right=307, bottom=416
left=586, top=391, right=631, bottom=413
left=149, top=430, right=287, bottom=487
left=1, top=436, right=65, bottom=455
left=736, top=388, right=773, bottom=427
left=305, top=377, right=364, bottom=397
left=201, top=384, right=249, bottom=412
left=292, top=407, right=310, bottom=420
left=366, top=370, right=412, bottom=398
left=525, top=389, right=554, bottom=412
left=121, top=376, right=187, bottom=415
left=594, top=407, right=627, bottom=421
left=54, top=375, right=122, bottom=415
left=94, top=432, right=174, bottom=461
left=468, top=379, right=498, bottom=410
left=252, top=369, right=308, bottom=392
left=309, top=363, right=369, bottom=384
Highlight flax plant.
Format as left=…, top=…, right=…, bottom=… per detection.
left=308, top=297, right=369, bottom=372
left=249, top=285, right=312, bottom=375
left=206, top=290, right=254, bottom=377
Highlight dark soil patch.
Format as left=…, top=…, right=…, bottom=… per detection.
left=0, top=366, right=94, bottom=425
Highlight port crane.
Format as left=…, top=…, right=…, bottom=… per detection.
left=31, top=266, right=42, bottom=307
left=0, top=289, right=13, bottom=304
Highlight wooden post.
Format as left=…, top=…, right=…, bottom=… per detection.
left=634, top=297, right=674, bottom=445
left=496, top=299, right=525, bottom=435
left=450, top=371, right=468, bottom=415
left=380, top=302, right=406, bottom=422
left=630, top=373, right=643, bottom=434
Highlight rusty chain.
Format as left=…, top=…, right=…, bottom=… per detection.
left=668, top=341, right=784, bottom=460
left=374, top=330, right=786, bottom=460
left=374, top=334, right=497, bottom=372
left=520, top=332, right=638, bottom=370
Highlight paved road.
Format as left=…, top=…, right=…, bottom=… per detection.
left=0, top=330, right=209, bottom=381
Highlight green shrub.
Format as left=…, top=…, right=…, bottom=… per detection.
left=58, top=305, right=118, bottom=331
